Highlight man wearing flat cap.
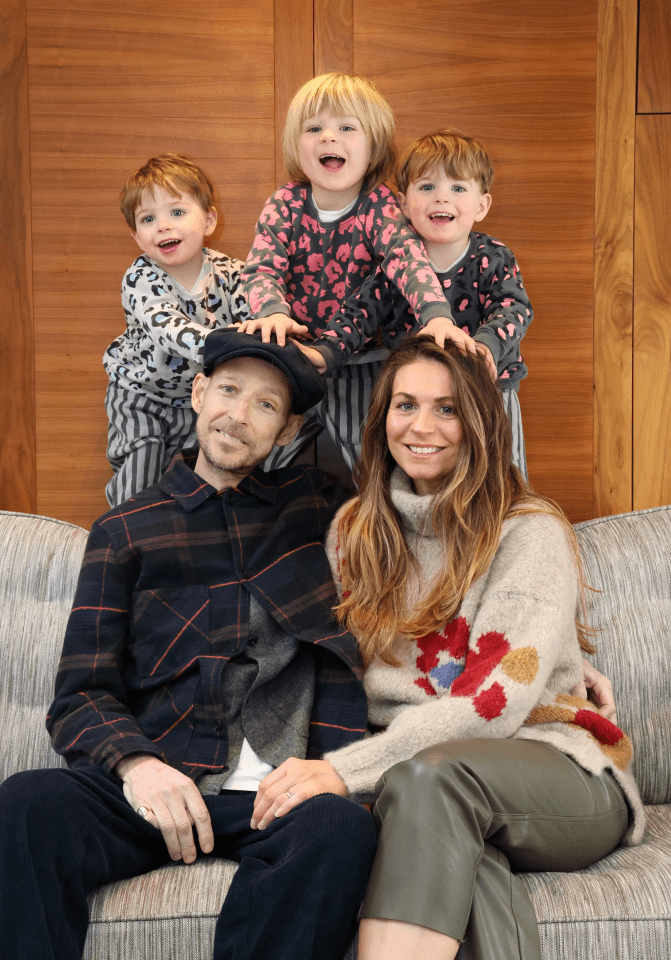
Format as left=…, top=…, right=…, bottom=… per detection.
left=0, top=330, right=376, bottom=960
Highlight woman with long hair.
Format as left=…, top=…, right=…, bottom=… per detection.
left=250, top=335, right=643, bottom=959
left=318, top=336, right=644, bottom=959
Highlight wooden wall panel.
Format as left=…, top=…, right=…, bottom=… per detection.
left=633, top=115, right=671, bottom=509
left=315, top=0, right=353, bottom=75
left=353, top=0, right=598, bottom=521
left=26, top=0, right=277, bottom=528
left=593, top=0, right=637, bottom=516
left=638, top=0, right=671, bottom=114
left=274, top=0, right=314, bottom=184
left=1, top=0, right=36, bottom=513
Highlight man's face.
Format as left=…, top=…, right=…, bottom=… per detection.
left=192, top=357, right=302, bottom=489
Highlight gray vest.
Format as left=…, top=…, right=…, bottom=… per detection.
left=198, top=597, right=315, bottom=795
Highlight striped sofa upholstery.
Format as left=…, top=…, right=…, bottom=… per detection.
left=1, top=506, right=670, bottom=959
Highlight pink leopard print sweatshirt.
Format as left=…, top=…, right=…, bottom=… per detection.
left=241, top=182, right=453, bottom=339
left=324, top=469, right=644, bottom=844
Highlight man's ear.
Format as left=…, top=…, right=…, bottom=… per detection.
left=275, top=413, right=303, bottom=448
left=192, top=372, right=208, bottom=413
left=474, top=193, right=492, bottom=222
left=204, top=206, right=218, bottom=237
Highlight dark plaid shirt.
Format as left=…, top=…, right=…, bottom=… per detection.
left=47, top=453, right=367, bottom=779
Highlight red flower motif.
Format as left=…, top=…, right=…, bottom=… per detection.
left=451, top=631, right=510, bottom=697
left=574, top=709, right=624, bottom=746
left=416, top=617, right=469, bottom=674
left=473, top=682, right=507, bottom=720
left=414, top=676, right=437, bottom=697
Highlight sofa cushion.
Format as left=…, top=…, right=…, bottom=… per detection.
left=519, top=804, right=671, bottom=959
left=575, top=506, right=671, bottom=804
left=0, top=511, right=89, bottom=780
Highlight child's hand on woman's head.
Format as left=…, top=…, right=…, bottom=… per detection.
left=422, top=316, right=478, bottom=357
left=474, top=342, right=497, bottom=381
left=235, top=315, right=309, bottom=346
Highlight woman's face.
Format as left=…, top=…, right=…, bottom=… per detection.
left=386, top=358, right=463, bottom=496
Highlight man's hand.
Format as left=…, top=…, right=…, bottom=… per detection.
left=571, top=658, right=617, bottom=723
left=422, top=316, right=478, bottom=357
left=251, top=758, right=348, bottom=830
left=116, top=754, right=214, bottom=864
left=290, top=340, right=328, bottom=374
left=474, top=341, right=498, bottom=381
left=235, top=315, right=309, bottom=346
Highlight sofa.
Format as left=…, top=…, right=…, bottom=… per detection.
left=1, top=505, right=670, bottom=958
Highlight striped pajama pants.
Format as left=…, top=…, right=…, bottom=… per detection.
left=104, top=383, right=197, bottom=507
left=501, top=388, right=528, bottom=480
left=263, top=359, right=383, bottom=473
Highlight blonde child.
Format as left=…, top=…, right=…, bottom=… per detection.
left=312, top=129, right=534, bottom=477
left=104, top=155, right=248, bottom=506
left=239, top=73, right=469, bottom=471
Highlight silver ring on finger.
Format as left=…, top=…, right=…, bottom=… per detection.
left=284, top=790, right=294, bottom=800
left=136, top=805, right=151, bottom=819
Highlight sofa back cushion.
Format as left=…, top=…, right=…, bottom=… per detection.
left=0, top=511, right=88, bottom=782
left=575, top=505, right=671, bottom=804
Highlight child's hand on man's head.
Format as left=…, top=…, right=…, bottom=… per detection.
left=290, top=341, right=328, bottom=374
left=236, top=315, right=309, bottom=346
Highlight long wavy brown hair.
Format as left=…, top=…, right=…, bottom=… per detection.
left=335, top=336, right=594, bottom=666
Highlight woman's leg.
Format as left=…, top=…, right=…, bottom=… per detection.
left=358, top=738, right=629, bottom=960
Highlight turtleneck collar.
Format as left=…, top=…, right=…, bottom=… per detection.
left=389, top=466, right=437, bottom=539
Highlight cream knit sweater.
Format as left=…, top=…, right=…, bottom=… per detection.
left=325, top=468, right=645, bottom=844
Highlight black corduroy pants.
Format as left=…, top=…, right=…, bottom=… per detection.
left=0, top=765, right=377, bottom=960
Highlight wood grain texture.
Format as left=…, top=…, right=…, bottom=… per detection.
left=633, top=115, right=671, bottom=509
left=1, top=0, right=37, bottom=512
left=593, top=0, right=637, bottom=517
left=354, top=0, right=598, bottom=521
left=638, top=0, right=671, bottom=114
left=314, top=0, right=353, bottom=75
left=26, top=0, right=277, bottom=527
left=274, top=0, right=313, bottom=185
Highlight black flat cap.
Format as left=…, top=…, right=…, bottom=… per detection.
left=202, top=327, right=325, bottom=414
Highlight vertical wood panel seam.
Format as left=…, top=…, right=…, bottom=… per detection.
left=593, top=0, right=637, bottom=517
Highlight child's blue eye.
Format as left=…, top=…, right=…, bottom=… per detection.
left=341, top=124, right=355, bottom=132
left=452, top=185, right=466, bottom=193
left=141, top=215, right=155, bottom=224
left=171, top=209, right=185, bottom=217
left=418, top=184, right=434, bottom=192
left=306, top=125, right=321, bottom=134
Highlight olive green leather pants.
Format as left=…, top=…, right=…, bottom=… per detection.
left=363, top=738, right=629, bottom=960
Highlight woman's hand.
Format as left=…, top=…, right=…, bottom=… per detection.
left=572, top=658, right=617, bottom=723
left=235, top=315, right=309, bottom=346
left=251, top=758, right=349, bottom=830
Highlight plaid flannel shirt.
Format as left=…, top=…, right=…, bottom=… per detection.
left=47, top=453, right=367, bottom=779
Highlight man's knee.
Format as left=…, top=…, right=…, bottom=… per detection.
left=292, top=794, right=377, bottom=862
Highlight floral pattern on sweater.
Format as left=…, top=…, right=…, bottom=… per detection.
left=323, top=468, right=644, bottom=843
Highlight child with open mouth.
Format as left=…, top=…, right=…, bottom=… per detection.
left=239, top=72, right=467, bottom=475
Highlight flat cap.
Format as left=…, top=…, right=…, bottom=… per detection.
left=202, top=327, right=325, bottom=414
